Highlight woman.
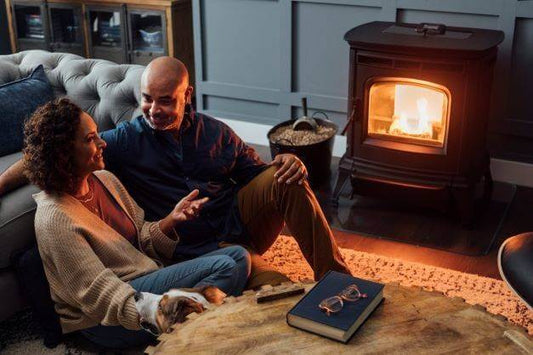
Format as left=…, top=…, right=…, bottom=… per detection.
left=23, top=98, right=251, bottom=349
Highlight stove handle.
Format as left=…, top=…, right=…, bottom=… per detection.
left=341, top=98, right=361, bottom=136
left=416, top=23, right=446, bottom=36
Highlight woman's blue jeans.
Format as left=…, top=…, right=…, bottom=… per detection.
left=81, top=245, right=251, bottom=349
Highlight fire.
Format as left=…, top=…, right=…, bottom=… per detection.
left=389, top=97, right=433, bottom=138
left=387, top=84, right=445, bottom=140
left=368, top=79, right=449, bottom=147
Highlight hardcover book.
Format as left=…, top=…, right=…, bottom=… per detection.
left=286, top=270, right=384, bottom=343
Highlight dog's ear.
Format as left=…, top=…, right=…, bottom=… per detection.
left=183, top=298, right=204, bottom=314
left=167, top=298, right=204, bottom=325
left=200, top=286, right=226, bottom=305
left=159, top=294, right=169, bottom=311
left=167, top=297, right=204, bottom=319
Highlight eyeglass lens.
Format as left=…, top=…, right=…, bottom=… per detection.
left=339, top=284, right=367, bottom=302
left=318, top=284, right=368, bottom=316
left=319, top=296, right=343, bottom=315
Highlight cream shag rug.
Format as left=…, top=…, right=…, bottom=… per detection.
left=263, top=235, right=533, bottom=335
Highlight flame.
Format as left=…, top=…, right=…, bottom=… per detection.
left=388, top=84, right=444, bottom=139
left=389, top=97, right=432, bottom=138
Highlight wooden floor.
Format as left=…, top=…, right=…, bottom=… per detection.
left=252, top=144, right=533, bottom=280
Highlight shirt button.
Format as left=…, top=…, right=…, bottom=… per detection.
left=185, top=177, right=189, bottom=181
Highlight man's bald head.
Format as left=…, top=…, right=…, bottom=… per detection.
left=140, top=57, right=194, bottom=132
left=142, top=56, right=189, bottom=89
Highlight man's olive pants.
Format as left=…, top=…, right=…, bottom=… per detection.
left=236, top=166, right=350, bottom=288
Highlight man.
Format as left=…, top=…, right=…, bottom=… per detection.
left=0, top=57, right=350, bottom=287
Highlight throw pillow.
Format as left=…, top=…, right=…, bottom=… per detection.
left=0, top=65, right=54, bottom=157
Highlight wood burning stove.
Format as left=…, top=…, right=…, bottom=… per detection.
left=333, top=22, right=504, bottom=224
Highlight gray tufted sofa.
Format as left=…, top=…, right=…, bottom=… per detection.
left=0, top=50, right=145, bottom=321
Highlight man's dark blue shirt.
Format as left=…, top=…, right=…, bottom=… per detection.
left=100, top=111, right=267, bottom=258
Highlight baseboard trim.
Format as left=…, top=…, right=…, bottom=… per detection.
left=216, top=117, right=533, bottom=187
left=491, top=159, right=533, bottom=188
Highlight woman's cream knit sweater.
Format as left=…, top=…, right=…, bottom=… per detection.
left=33, top=170, right=179, bottom=334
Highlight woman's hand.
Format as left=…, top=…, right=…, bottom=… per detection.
left=170, top=189, right=209, bottom=223
left=159, top=189, right=209, bottom=236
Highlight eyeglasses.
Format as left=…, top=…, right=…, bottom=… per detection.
left=318, top=284, right=367, bottom=316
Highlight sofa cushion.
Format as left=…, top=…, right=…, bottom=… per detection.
left=0, top=152, right=40, bottom=268
left=0, top=65, right=54, bottom=156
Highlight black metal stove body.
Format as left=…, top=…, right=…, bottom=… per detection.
left=333, top=22, right=504, bottom=223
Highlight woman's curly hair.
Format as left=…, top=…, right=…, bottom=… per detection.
left=23, top=98, right=82, bottom=194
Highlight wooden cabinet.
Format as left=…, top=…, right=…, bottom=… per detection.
left=9, top=0, right=51, bottom=51
left=127, top=7, right=167, bottom=65
left=9, top=0, right=84, bottom=55
left=85, top=4, right=127, bottom=63
left=5, top=0, right=194, bottom=79
left=48, top=1, right=84, bottom=55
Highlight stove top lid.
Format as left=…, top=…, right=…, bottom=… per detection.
left=344, top=21, right=504, bottom=53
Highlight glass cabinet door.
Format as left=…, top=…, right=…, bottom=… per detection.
left=48, top=4, right=84, bottom=56
left=12, top=1, right=49, bottom=50
left=128, top=10, right=167, bottom=66
left=87, top=6, right=127, bottom=63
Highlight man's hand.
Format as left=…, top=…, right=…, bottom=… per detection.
left=170, top=189, right=209, bottom=223
left=269, top=153, right=308, bottom=185
left=0, top=159, right=29, bottom=196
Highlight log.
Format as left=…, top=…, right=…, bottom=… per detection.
left=146, top=283, right=530, bottom=355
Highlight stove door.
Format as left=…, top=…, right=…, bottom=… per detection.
left=366, top=78, right=450, bottom=152
left=349, top=51, right=468, bottom=177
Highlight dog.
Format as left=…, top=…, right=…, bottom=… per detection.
left=134, top=285, right=226, bottom=335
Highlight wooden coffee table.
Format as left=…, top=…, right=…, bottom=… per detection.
left=145, top=283, right=532, bottom=354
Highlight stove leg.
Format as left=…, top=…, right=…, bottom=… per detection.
left=483, top=168, right=494, bottom=205
left=331, top=169, right=351, bottom=206
left=450, top=166, right=493, bottom=228
left=452, top=186, right=476, bottom=228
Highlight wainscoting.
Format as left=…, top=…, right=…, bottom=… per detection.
left=192, top=0, right=533, bottom=163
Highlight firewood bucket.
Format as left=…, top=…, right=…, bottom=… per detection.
left=267, top=117, right=337, bottom=187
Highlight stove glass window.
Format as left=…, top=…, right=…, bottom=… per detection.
left=367, top=79, right=449, bottom=148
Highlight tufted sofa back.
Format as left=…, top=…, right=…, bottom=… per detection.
left=0, top=50, right=144, bottom=131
